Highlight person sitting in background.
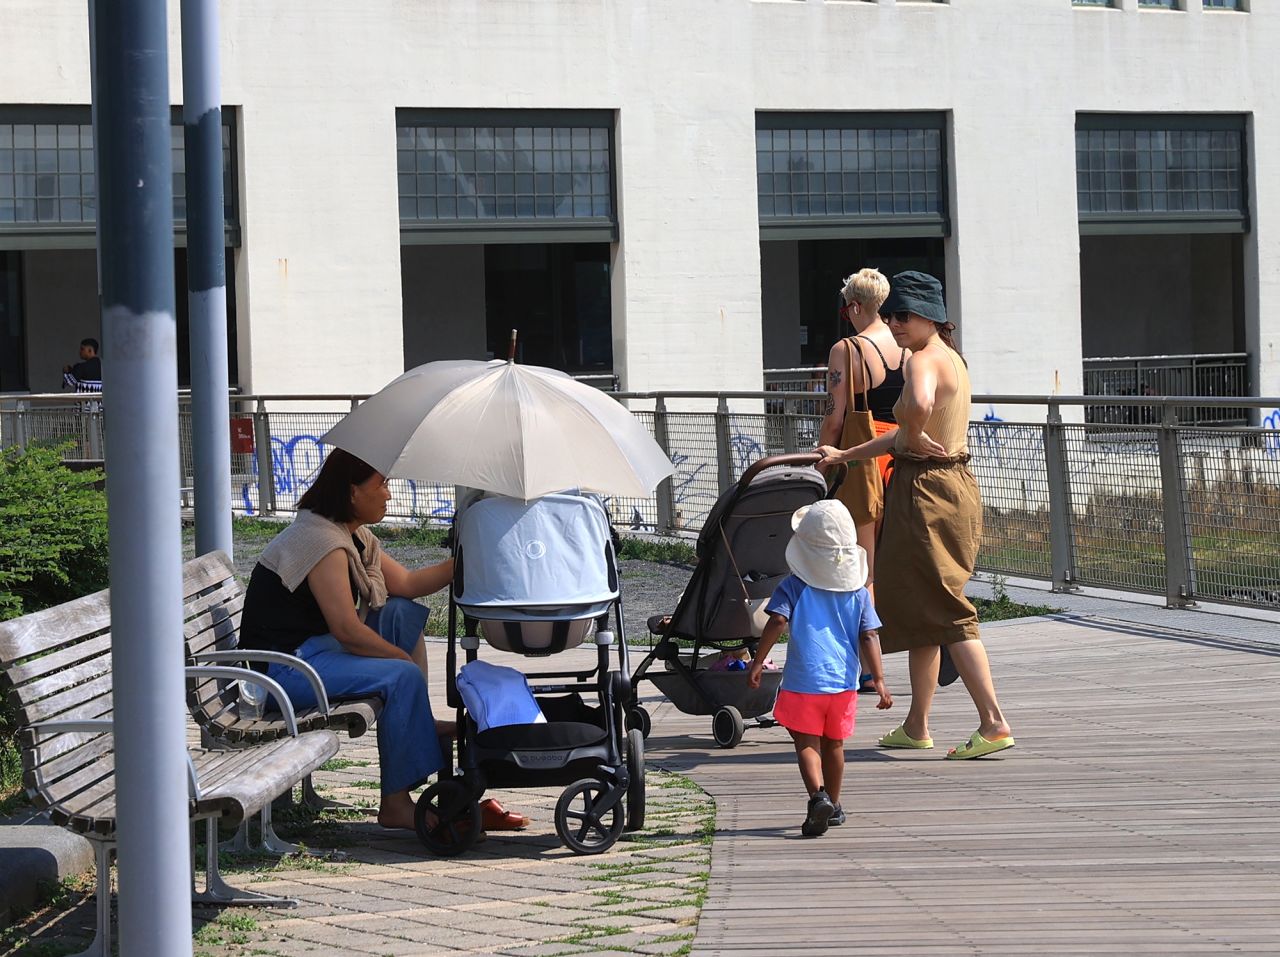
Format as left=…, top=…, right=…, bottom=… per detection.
left=62, top=337, right=102, bottom=393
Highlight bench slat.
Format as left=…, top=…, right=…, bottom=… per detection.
left=17, top=673, right=114, bottom=726
left=2, top=632, right=115, bottom=689
left=0, top=587, right=112, bottom=663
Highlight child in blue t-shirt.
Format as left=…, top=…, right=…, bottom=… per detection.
left=747, top=499, right=893, bottom=837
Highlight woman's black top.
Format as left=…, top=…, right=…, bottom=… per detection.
left=850, top=335, right=906, bottom=423
left=239, top=537, right=362, bottom=661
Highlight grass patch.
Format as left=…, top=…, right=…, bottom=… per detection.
left=973, top=576, right=1061, bottom=621
left=318, top=757, right=370, bottom=772
left=617, top=537, right=697, bottom=565
left=370, top=522, right=449, bottom=548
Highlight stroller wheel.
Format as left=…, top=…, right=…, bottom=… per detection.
left=555, top=778, right=625, bottom=855
left=415, top=780, right=481, bottom=857
left=712, top=705, right=745, bottom=749
left=625, top=728, right=646, bottom=832
left=626, top=705, right=652, bottom=739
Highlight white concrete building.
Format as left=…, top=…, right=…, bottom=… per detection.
left=0, top=0, right=1275, bottom=406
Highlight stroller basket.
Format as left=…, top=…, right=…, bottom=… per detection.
left=648, top=668, right=781, bottom=720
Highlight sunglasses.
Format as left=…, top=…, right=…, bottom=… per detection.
left=888, top=311, right=914, bottom=324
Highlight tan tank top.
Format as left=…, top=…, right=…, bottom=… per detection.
left=892, top=344, right=970, bottom=458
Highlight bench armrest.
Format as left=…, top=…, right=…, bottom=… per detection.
left=27, top=719, right=202, bottom=800
left=183, top=665, right=301, bottom=737
left=188, top=650, right=331, bottom=715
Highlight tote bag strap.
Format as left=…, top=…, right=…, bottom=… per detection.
left=844, top=337, right=873, bottom=413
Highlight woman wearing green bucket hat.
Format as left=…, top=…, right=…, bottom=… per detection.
left=818, top=271, right=1014, bottom=760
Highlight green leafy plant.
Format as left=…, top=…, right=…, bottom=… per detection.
left=0, top=443, right=109, bottom=621
left=0, top=444, right=110, bottom=811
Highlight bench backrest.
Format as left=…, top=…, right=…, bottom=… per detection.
left=0, top=552, right=252, bottom=832
left=0, top=582, right=118, bottom=833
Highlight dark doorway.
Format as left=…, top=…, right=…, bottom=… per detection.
left=761, top=236, right=946, bottom=368
left=0, top=251, right=24, bottom=391
left=484, top=243, right=612, bottom=372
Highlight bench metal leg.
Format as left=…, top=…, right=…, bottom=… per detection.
left=193, top=819, right=297, bottom=908
left=67, top=839, right=113, bottom=957
left=301, top=773, right=356, bottom=811
left=258, top=800, right=304, bottom=856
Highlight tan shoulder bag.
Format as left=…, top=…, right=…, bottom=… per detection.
left=832, top=337, right=885, bottom=525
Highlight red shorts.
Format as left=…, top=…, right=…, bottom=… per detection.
left=773, top=689, right=857, bottom=740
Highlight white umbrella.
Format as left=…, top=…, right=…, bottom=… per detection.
left=321, top=359, right=674, bottom=500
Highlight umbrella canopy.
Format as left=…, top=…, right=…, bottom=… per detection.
left=321, top=359, right=674, bottom=500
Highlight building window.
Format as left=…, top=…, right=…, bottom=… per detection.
left=1072, top=0, right=1113, bottom=7
left=0, top=107, right=237, bottom=238
left=1137, top=0, right=1178, bottom=8
left=1076, top=114, right=1247, bottom=234
left=756, top=113, right=948, bottom=238
left=1202, top=0, right=1243, bottom=9
left=396, top=109, right=616, bottom=244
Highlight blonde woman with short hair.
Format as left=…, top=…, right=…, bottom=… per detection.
left=816, top=268, right=908, bottom=613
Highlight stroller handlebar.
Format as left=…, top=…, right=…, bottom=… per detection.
left=735, top=452, right=846, bottom=493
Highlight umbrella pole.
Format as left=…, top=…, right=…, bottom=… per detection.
left=508, top=328, right=518, bottom=363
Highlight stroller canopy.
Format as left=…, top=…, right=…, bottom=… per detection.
left=455, top=490, right=619, bottom=620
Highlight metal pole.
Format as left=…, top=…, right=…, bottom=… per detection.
left=1042, top=400, right=1078, bottom=593
left=1156, top=403, right=1196, bottom=608
left=652, top=397, right=675, bottom=534
left=181, top=0, right=232, bottom=559
left=714, top=396, right=732, bottom=493
left=90, top=1, right=193, bottom=953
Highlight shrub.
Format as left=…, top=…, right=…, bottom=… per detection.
left=0, top=443, right=109, bottom=621
left=0, top=443, right=109, bottom=809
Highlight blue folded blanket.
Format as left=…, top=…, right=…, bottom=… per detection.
left=458, top=659, right=546, bottom=731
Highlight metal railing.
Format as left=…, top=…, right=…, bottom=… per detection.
left=4, top=390, right=1279, bottom=612
left=1083, top=353, right=1250, bottom=426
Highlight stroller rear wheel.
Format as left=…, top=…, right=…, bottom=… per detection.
left=626, top=705, right=652, bottom=739
left=415, top=780, right=481, bottom=857
left=555, top=778, right=625, bottom=855
left=625, top=728, right=646, bottom=832
left=712, top=705, right=746, bottom=749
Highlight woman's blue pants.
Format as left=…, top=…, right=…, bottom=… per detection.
left=266, top=596, right=445, bottom=796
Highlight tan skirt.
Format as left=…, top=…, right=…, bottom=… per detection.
left=876, top=455, right=982, bottom=653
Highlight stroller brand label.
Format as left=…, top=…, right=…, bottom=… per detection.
left=515, top=750, right=570, bottom=767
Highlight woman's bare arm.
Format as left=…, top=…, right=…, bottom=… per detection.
left=894, top=352, right=949, bottom=459
left=308, top=550, right=412, bottom=659
left=817, top=338, right=858, bottom=448
left=381, top=553, right=454, bottom=600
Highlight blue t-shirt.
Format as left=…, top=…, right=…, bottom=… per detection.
left=765, top=575, right=882, bottom=695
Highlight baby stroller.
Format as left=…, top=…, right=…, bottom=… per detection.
left=414, top=488, right=644, bottom=857
left=628, top=453, right=836, bottom=748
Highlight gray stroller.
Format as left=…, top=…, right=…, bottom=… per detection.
left=628, top=453, right=836, bottom=748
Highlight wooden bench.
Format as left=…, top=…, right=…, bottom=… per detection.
left=180, top=552, right=384, bottom=827
left=0, top=582, right=341, bottom=957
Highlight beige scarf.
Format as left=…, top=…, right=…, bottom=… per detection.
left=259, top=509, right=388, bottom=620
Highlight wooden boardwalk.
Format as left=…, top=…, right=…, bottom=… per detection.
left=643, top=615, right=1280, bottom=956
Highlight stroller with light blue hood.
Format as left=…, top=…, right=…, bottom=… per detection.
left=414, top=487, right=644, bottom=856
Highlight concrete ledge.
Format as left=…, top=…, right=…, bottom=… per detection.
left=0, top=820, right=95, bottom=928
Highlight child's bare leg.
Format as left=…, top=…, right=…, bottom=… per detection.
left=789, top=730, right=824, bottom=796
left=820, top=737, right=845, bottom=805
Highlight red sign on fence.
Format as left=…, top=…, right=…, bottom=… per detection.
left=230, top=417, right=255, bottom=454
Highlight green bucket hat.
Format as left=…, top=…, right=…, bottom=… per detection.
left=883, top=271, right=947, bottom=325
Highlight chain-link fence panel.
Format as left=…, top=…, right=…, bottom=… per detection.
left=1179, top=427, right=1280, bottom=609
left=661, top=411, right=723, bottom=536
left=4, top=404, right=103, bottom=459
left=1062, top=424, right=1166, bottom=594
left=967, top=421, right=1053, bottom=581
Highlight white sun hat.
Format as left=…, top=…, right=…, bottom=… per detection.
left=784, top=500, right=869, bottom=592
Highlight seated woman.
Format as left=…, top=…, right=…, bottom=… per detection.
left=239, top=448, right=527, bottom=832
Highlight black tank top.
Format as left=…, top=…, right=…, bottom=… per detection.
left=850, top=336, right=906, bottom=423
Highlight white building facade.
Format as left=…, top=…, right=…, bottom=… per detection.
left=0, top=0, right=1275, bottom=403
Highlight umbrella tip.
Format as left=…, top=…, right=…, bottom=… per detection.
left=508, top=329, right=518, bottom=364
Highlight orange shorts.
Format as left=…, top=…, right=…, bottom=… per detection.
left=773, top=689, right=858, bottom=740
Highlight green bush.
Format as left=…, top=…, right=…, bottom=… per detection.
left=0, top=444, right=109, bottom=809
left=0, top=444, right=109, bottom=621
